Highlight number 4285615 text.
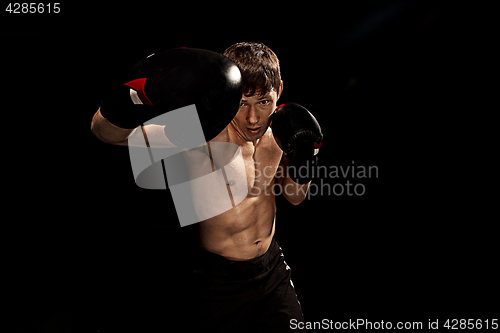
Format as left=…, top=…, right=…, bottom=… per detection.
left=6, top=3, right=60, bottom=13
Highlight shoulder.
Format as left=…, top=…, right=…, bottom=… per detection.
left=260, top=126, right=282, bottom=154
left=210, top=126, right=230, bottom=143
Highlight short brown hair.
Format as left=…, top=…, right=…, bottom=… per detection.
left=223, top=42, right=281, bottom=97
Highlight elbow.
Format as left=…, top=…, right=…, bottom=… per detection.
left=90, top=121, right=111, bottom=144
left=284, top=193, right=306, bottom=206
left=90, top=109, right=108, bottom=143
left=90, top=120, right=105, bottom=142
left=282, top=178, right=309, bottom=205
left=90, top=109, right=130, bottom=146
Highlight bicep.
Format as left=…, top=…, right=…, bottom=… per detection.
left=129, top=124, right=175, bottom=148
left=91, top=108, right=175, bottom=148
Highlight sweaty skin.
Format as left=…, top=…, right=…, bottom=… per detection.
left=186, top=83, right=309, bottom=260
left=91, top=83, right=310, bottom=260
left=195, top=124, right=282, bottom=260
left=184, top=86, right=283, bottom=260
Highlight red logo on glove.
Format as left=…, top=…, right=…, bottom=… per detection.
left=124, top=78, right=153, bottom=106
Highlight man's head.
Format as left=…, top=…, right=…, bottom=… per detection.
left=223, top=42, right=283, bottom=141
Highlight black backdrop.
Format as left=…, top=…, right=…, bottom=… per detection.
left=3, top=2, right=496, bottom=332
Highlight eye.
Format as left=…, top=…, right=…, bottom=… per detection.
left=259, top=100, right=270, bottom=106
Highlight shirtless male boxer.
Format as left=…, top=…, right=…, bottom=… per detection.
left=91, top=42, right=322, bottom=332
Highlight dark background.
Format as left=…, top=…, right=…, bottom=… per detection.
left=3, top=1, right=495, bottom=332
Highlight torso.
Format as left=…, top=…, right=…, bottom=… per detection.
left=183, top=123, right=283, bottom=260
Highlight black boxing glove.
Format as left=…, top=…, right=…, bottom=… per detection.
left=99, top=79, right=157, bottom=129
left=100, top=48, right=242, bottom=145
left=271, top=103, right=323, bottom=184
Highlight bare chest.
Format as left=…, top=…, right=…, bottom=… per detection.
left=236, top=139, right=282, bottom=196
left=181, top=127, right=283, bottom=223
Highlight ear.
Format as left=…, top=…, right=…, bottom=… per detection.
left=277, top=80, right=283, bottom=99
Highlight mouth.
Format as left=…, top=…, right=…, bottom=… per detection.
left=246, top=127, right=262, bottom=135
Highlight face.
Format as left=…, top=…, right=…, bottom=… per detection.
left=231, top=82, right=283, bottom=142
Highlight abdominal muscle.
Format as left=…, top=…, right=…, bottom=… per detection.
left=194, top=124, right=282, bottom=260
left=198, top=190, right=276, bottom=260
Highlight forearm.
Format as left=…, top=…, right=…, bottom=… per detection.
left=91, top=108, right=135, bottom=145
left=281, top=173, right=310, bottom=205
left=91, top=108, right=175, bottom=148
left=271, top=102, right=322, bottom=204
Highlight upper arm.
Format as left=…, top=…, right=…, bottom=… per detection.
left=130, top=124, right=175, bottom=148
left=91, top=108, right=176, bottom=148
left=91, top=108, right=133, bottom=146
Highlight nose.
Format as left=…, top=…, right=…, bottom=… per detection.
left=247, top=106, right=259, bottom=125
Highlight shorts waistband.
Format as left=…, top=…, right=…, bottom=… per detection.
left=194, top=237, right=279, bottom=276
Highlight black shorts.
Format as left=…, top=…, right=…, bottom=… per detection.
left=186, top=237, right=306, bottom=333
